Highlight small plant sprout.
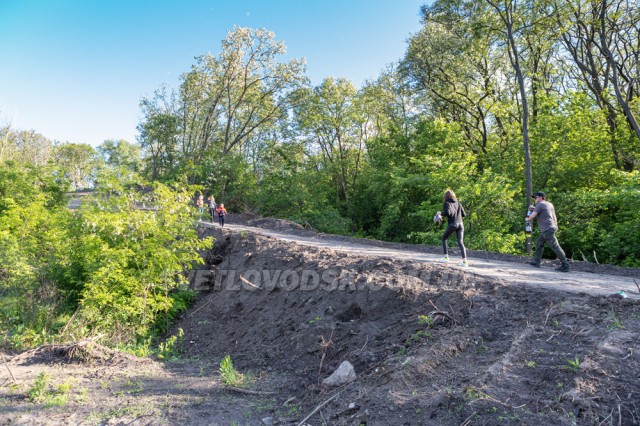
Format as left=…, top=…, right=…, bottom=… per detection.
left=563, top=356, right=581, bottom=373
left=219, top=355, right=245, bottom=387
left=418, top=315, right=435, bottom=328
left=607, top=310, right=624, bottom=329
left=525, top=360, right=536, bottom=368
left=27, top=372, right=49, bottom=402
left=158, top=328, right=184, bottom=360
left=308, top=316, right=322, bottom=324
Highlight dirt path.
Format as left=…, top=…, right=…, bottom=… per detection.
left=212, top=222, right=640, bottom=299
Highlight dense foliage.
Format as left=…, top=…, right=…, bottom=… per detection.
left=0, top=163, right=212, bottom=350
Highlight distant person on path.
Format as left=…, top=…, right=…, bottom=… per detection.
left=437, top=189, right=468, bottom=267
left=217, top=203, right=227, bottom=228
left=196, top=194, right=205, bottom=219
left=525, top=192, right=571, bottom=272
left=207, top=195, right=216, bottom=222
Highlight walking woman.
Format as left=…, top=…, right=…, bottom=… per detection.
left=216, top=203, right=227, bottom=228
left=438, top=189, right=468, bottom=266
left=207, top=195, right=216, bottom=222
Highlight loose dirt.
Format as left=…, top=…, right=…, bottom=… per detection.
left=2, top=217, right=639, bottom=425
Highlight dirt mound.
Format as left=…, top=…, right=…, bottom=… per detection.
left=9, top=340, right=150, bottom=367
left=2, top=225, right=639, bottom=425
left=246, top=216, right=314, bottom=234
left=171, top=228, right=640, bottom=425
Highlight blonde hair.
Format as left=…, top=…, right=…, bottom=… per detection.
left=443, top=189, right=456, bottom=201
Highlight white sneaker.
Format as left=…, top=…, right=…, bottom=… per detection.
left=438, top=256, right=450, bottom=262
left=458, top=260, right=469, bottom=267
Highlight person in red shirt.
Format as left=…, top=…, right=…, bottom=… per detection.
left=216, top=203, right=227, bottom=228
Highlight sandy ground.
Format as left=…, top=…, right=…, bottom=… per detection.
left=2, top=216, right=639, bottom=425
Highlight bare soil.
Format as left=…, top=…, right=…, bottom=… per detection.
left=2, top=217, right=640, bottom=425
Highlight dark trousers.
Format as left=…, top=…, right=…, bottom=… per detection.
left=534, top=228, right=569, bottom=266
left=442, top=223, right=466, bottom=259
left=218, top=215, right=225, bottom=227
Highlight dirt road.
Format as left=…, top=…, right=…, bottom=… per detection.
left=215, top=221, right=640, bottom=299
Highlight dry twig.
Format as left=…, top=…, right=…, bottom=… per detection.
left=297, top=392, right=340, bottom=426
left=240, top=274, right=260, bottom=289
left=1, top=352, right=16, bottom=383
left=224, top=387, right=275, bottom=395
left=318, top=329, right=335, bottom=376
left=187, top=300, right=213, bottom=318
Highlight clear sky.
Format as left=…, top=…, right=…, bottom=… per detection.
left=0, top=0, right=425, bottom=147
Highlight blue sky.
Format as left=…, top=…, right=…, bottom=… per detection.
left=0, top=0, right=425, bottom=146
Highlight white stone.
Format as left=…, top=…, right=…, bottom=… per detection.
left=322, top=360, right=356, bottom=386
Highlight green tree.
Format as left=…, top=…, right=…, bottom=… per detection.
left=97, top=139, right=140, bottom=171
left=53, top=143, right=97, bottom=190
left=294, top=78, right=368, bottom=212
left=180, top=27, right=306, bottom=180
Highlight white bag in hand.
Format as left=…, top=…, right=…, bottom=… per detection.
left=433, top=211, right=442, bottom=224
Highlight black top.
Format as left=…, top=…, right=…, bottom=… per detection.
left=442, top=198, right=466, bottom=225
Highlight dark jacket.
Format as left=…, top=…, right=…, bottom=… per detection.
left=442, top=198, right=466, bottom=225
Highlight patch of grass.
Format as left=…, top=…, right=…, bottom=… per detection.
left=525, top=360, right=536, bottom=368
left=27, top=372, right=73, bottom=406
left=76, top=387, right=89, bottom=403
left=27, top=372, right=49, bottom=402
left=103, top=402, right=158, bottom=419
left=562, top=356, right=581, bottom=373
left=308, top=316, right=322, bottom=324
left=255, top=397, right=276, bottom=413
left=408, top=329, right=432, bottom=345
left=124, top=379, right=144, bottom=394
left=158, top=328, right=184, bottom=360
left=475, top=338, right=487, bottom=355
left=287, top=404, right=301, bottom=415
left=607, top=310, right=624, bottom=329
left=418, top=314, right=435, bottom=328
left=219, top=355, right=245, bottom=387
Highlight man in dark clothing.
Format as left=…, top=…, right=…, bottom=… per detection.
left=438, top=189, right=468, bottom=266
left=525, top=191, right=571, bottom=272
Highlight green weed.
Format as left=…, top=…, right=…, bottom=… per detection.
left=562, top=356, right=581, bottom=373
left=219, top=355, right=245, bottom=387
left=607, top=310, right=624, bottom=329
left=158, top=328, right=184, bottom=360
left=27, top=372, right=49, bottom=402
left=27, top=372, right=72, bottom=406
left=308, top=316, right=322, bottom=324
left=418, top=315, right=435, bottom=328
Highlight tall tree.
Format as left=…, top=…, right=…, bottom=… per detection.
left=557, top=0, right=640, bottom=170
left=97, top=139, right=140, bottom=171
left=179, top=27, right=307, bottom=177
left=294, top=78, right=367, bottom=209
left=403, top=0, right=506, bottom=172
left=485, top=0, right=554, bottom=252
left=53, top=143, right=97, bottom=190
